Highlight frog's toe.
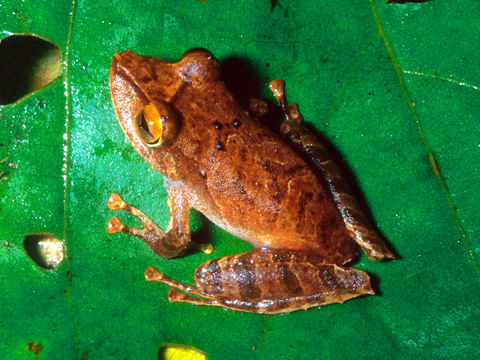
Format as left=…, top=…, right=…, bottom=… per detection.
left=188, top=242, right=214, bottom=254
left=106, top=214, right=146, bottom=238
left=107, top=217, right=125, bottom=234
left=107, top=193, right=127, bottom=210
left=144, top=266, right=164, bottom=281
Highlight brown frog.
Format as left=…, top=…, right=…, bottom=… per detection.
left=108, top=49, right=395, bottom=314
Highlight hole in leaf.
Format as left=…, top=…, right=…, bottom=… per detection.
left=0, top=34, right=61, bottom=105
left=158, top=344, right=206, bottom=360
left=23, top=233, right=64, bottom=270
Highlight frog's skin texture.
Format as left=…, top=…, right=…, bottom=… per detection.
left=108, top=49, right=395, bottom=314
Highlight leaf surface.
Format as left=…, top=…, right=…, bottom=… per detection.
left=1, top=0, right=479, bottom=359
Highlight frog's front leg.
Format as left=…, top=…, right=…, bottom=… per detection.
left=145, top=248, right=373, bottom=314
left=107, top=182, right=212, bottom=258
left=269, top=80, right=395, bottom=261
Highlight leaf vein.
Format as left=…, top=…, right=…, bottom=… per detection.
left=63, top=0, right=81, bottom=355
left=259, top=315, right=270, bottom=360
left=369, top=0, right=479, bottom=279
left=402, top=69, right=480, bottom=91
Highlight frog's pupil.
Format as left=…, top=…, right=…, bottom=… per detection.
left=140, top=113, right=150, bottom=134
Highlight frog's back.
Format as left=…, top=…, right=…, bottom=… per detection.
left=168, top=79, right=357, bottom=264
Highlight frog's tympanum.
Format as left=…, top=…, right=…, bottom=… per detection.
left=108, top=49, right=395, bottom=314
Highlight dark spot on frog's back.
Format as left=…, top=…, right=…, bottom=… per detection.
left=198, top=168, right=207, bottom=178
left=260, top=160, right=306, bottom=176
left=138, top=73, right=153, bottom=84
left=148, top=61, right=158, bottom=81
left=240, top=148, right=246, bottom=161
left=297, top=203, right=305, bottom=221
left=261, top=160, right=273, bottom=174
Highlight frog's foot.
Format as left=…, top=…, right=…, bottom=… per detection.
left=145, top=266, right=264, bottom=311
left=269, top=79, right=303, bottom=125
left=145, top=249, right=375, bottom=314
left=145, top=266, right=207, bottom=297
left=269, top=80, right=395, bottom=261
left=145, top=267, right=227, bottom=308
left=107, top=193, right=212, bottom=258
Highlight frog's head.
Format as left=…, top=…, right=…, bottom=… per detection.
left=110, top=48, right=219, bottom=154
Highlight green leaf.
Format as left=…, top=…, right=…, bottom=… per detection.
left=1, top=0, right=479, bottom=359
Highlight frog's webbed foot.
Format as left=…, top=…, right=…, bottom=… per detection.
left=107, top=193, right=212, bottom=259
left=269, top=80, right=395, bottom=261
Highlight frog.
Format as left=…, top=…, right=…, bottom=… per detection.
left=108, top=48, right=395, bottom=314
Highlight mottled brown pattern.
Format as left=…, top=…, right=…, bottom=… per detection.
left=109, top=49, right=394, bottom=313
left=110, top=49, right=364, bottom=263
left=281, top=119, right=396, bottom=260
left=189, top=249, right=373, bottom=314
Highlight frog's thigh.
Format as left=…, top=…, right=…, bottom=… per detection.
left=270, top=79, right=395, bottom=261
left=178, top=249, right=373, bottom=314
left=284, top=122, right=395, bottom=260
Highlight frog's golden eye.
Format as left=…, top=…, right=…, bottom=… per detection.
left=135, top=101, right=178, bottom=147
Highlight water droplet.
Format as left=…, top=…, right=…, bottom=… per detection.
left=23, top=233, right=64, bottom=269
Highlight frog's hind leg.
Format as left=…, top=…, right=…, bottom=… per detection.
left=269, top=80, right=395, bottom=261
left=145, top=249, right=374, bottom=314
left=107, top=187, right=212, bottom=259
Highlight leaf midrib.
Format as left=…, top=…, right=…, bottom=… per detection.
left=63, top=0, right=80, bottom=356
